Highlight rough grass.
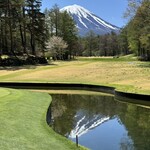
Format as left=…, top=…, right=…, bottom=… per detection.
left=0, top=88, right=87, bottom=150
left=31, top=89, right=113, bottom=96
left=0, top=56, right=150, bottom=94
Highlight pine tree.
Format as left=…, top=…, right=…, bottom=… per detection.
left=26, top=0, right=46, bottom=55
left=118, top=27, right=129, bottom=55
left=60, top=11, right=77, bottom=59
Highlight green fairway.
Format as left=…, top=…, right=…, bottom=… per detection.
left=0, top=88, right=87, bottom=150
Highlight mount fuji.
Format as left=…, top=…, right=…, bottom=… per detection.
left=60, top=4, right=120, bottom=36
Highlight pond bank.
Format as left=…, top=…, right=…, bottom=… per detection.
left=0, top=82, right=150, bottom=101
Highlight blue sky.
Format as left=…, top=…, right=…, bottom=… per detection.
left=41, top=0, right=128, bottom=27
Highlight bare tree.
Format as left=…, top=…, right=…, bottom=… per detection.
left=124, top=0, right=143, bottom=19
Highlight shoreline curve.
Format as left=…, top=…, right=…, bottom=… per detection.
left=0, top=82, right=150, bottom=101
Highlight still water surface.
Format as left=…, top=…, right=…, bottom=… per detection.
left=47, top=94, right=150, bottom=150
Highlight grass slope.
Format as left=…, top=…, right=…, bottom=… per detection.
left=0, top=88, right=86, bottom=150
left=0, top=56, right=150, bottom=94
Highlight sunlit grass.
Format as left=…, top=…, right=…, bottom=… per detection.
left=0, top=88, right=87, bottom=150
left=0, top=56, right=149, bottom=94
left=0, top=56, right=149, bottom=149
left=31, top=89, right=113, bottom=96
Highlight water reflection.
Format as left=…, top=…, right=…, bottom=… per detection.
left=47, top=94, right=150, bottom=150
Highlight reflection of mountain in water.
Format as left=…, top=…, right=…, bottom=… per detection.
left=47, top=94, right=116, bottom=137
left=69, top=109, right=110, bottom=138
left=47, top=94, right=150, bottom=150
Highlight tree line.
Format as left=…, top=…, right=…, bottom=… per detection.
left=0, top=0, right=149, bottom=66
left=120, top=0, right=150, bottom=61
left=0, top=0, right=46, bottom=56
left=77, top=0, right=150, bottom=60
left=76, top=31, right=129, bottom=57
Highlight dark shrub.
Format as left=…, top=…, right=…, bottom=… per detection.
left=0, top=57, right=23, bottom=66
left=25, top=56, right=48, bottom=65
left=0, top=55, right=48, bottom=66
left=37, top=56, right=48, bottom=64
left=138, top=55, right=149, bottom=61
left=25, top=56, right=38, bottom=65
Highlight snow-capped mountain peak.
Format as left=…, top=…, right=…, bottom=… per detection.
left=60, top=4, right=120, bottom=36
left=61, top=4, right=91, bottom=18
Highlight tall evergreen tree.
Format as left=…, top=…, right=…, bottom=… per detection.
left=47, top=4, right=61, bottom=37
left=26, top=0, right=46, bottom=55
left=84, top=31, right=97, bottom=56
left=118, top=27, right=129, bottom=55
left=60, top=11, right=77, bottom=59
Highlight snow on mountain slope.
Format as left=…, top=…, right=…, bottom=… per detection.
left=60, top=4, right=120, bottom=36
left=68, top=110, right=110, bottom=138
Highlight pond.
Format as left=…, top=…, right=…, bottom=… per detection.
left=47, top=93, right=150, bottom=150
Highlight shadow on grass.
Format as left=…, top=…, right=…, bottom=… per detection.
left=138, top=63, right=150, bottom=68
left=0, top=63, right=57, bottom=71
left=77, top=56, right=137, bottom=62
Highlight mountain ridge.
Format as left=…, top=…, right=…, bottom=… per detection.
left=60, top=4, right=120, bottom=36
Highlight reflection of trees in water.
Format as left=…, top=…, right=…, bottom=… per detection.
left=47, top=94, right=150, bottom=150
left=51, top=95, right=67, bottom=118
left=120, top=134, right=134, bottom=150
left=118, top=105, right=150, bottom=150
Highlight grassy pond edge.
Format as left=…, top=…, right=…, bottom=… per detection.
left=0, top=82, right=150, bottom=149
